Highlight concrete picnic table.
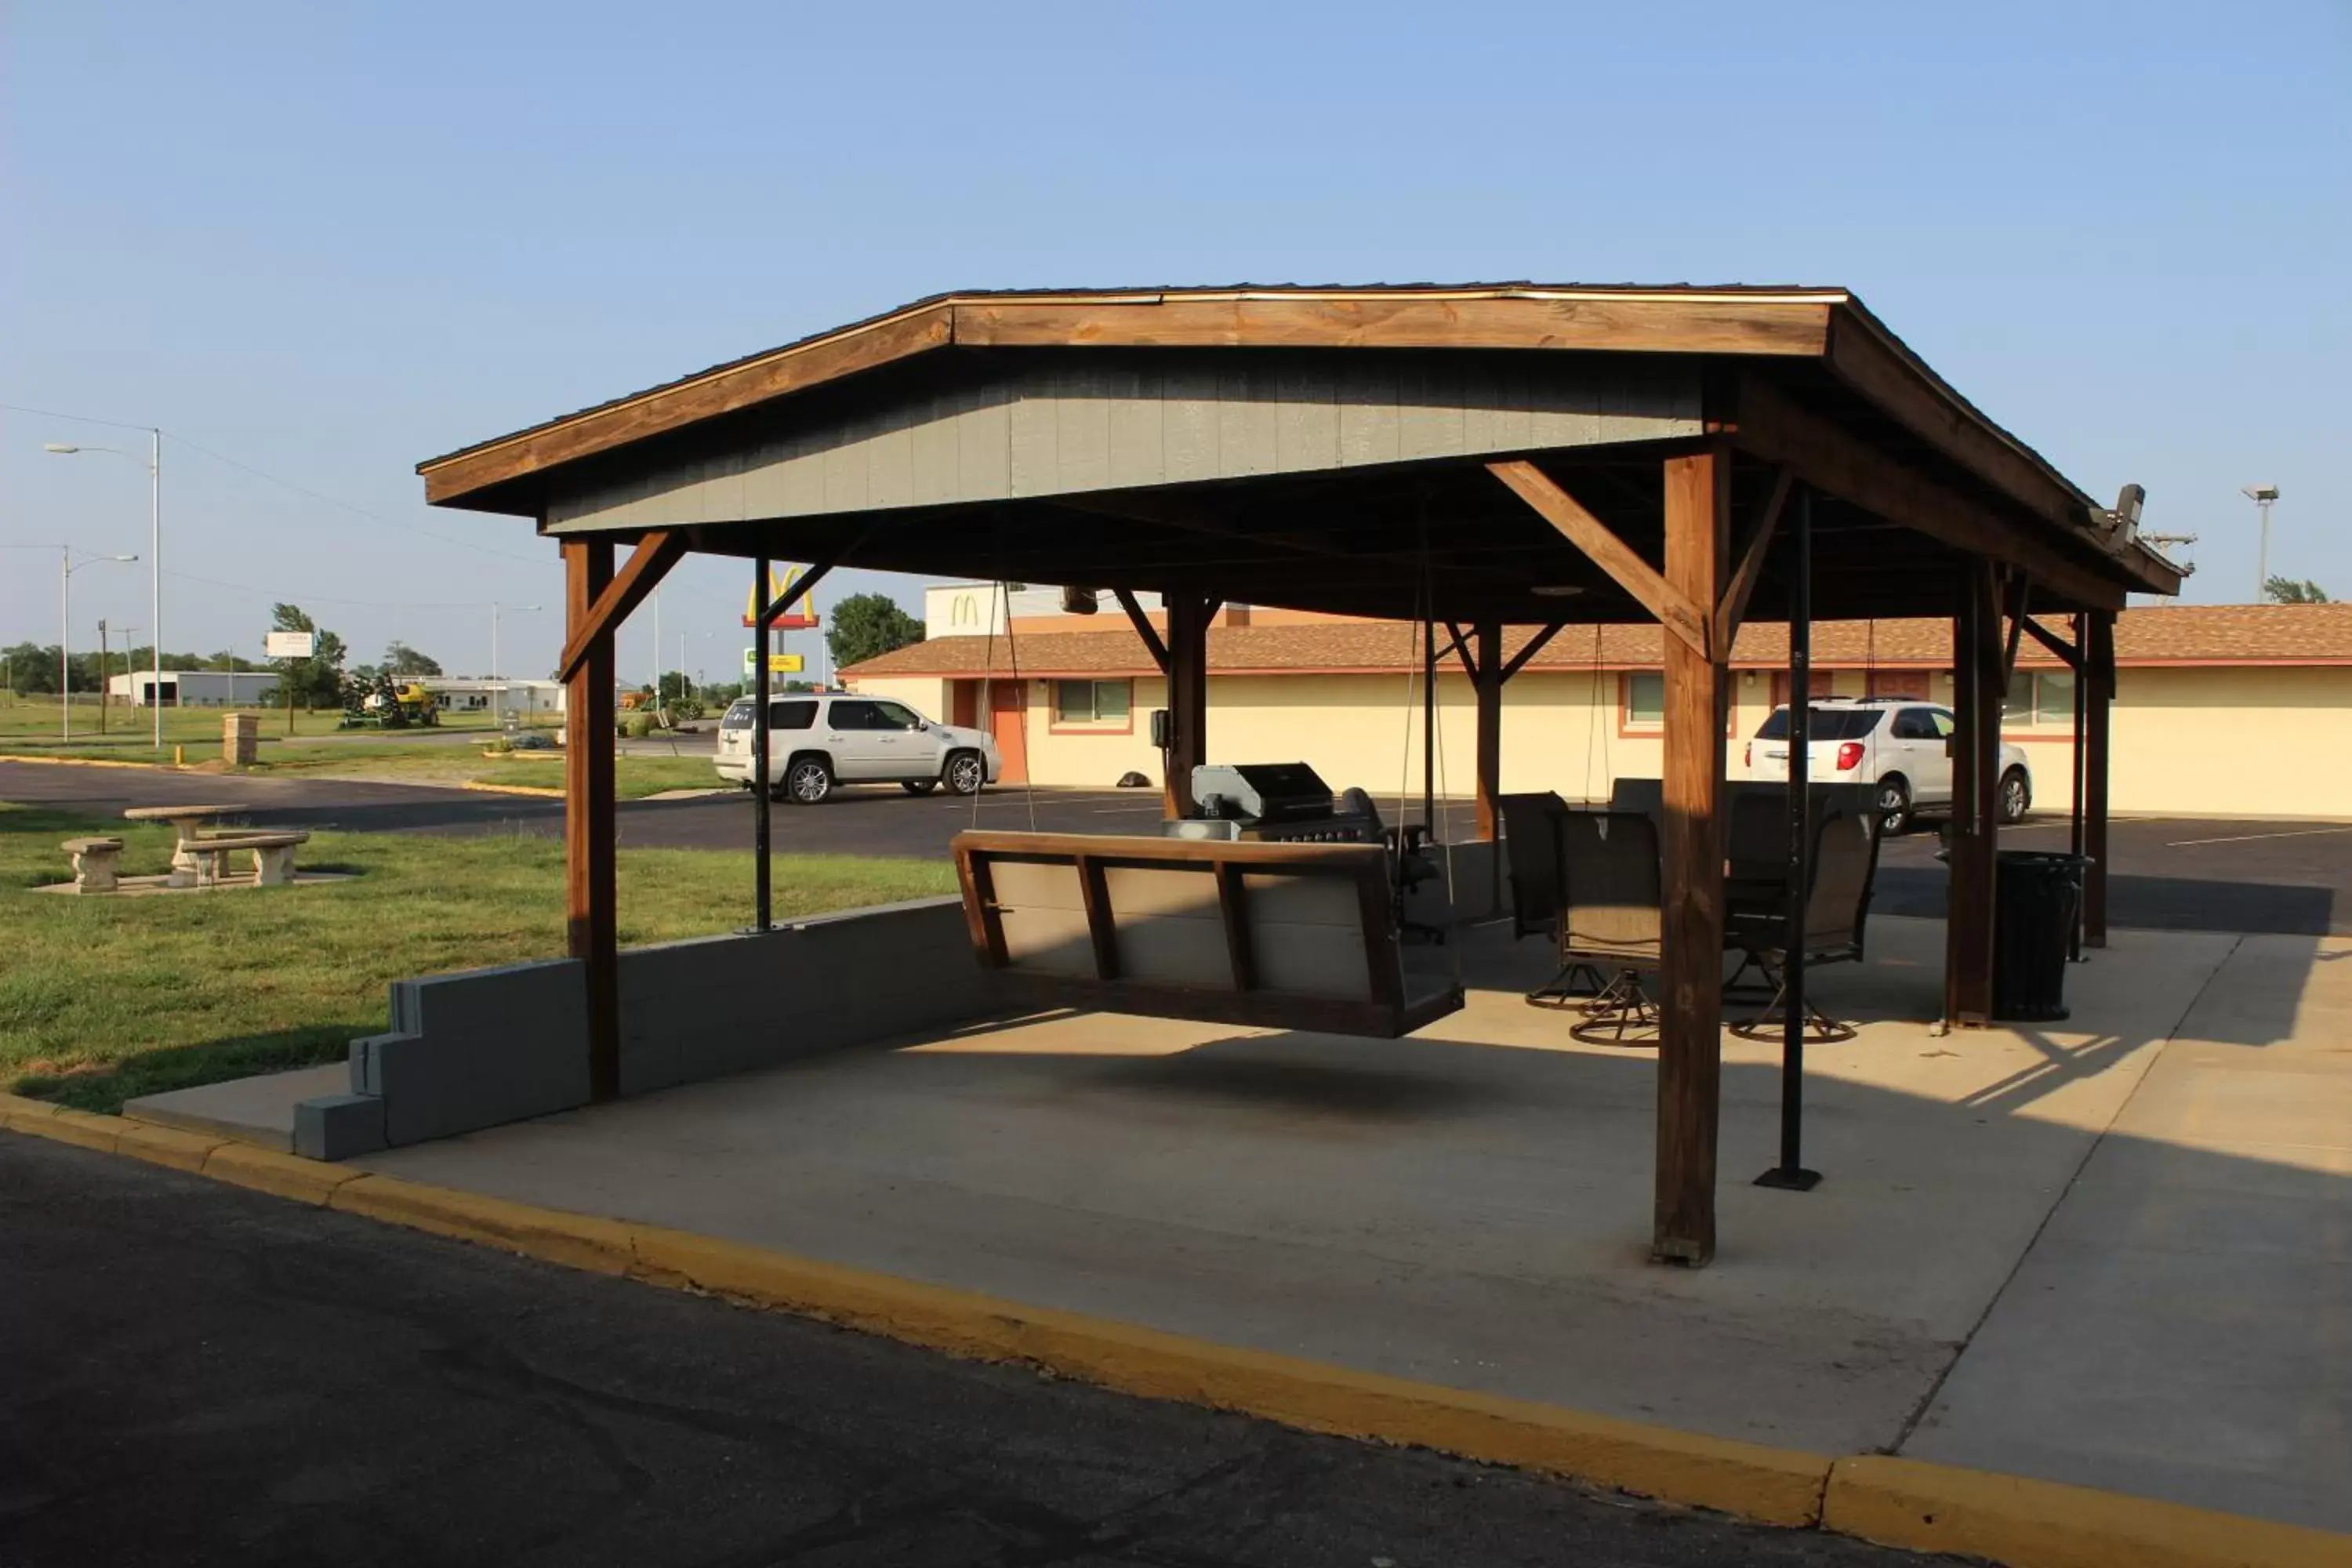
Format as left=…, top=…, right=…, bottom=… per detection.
left=122, top=804, right=251, bottom=887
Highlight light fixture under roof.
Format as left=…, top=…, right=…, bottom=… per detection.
left=1530, top=584, right=1586, bottom=597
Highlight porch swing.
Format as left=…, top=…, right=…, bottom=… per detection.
left=949, top=570, right=1467, bottom=1041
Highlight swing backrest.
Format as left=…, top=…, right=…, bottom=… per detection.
left=951, top=830, right=1463, bottom=1038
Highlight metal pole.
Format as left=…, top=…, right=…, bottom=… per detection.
left=1422, top=616, right=1437, bottom=833
left=60, top=550, right=71, bottom=742
left=150, top=429, right=162, bottom=749
left=97, top=619, right=109, bottom=735
left=2070, top=612, right=2087, bottom=962
left=1759, top=486, right=1820, bottom=1191
left=2256, top=498, right=2270, bottom=601
left=753, top=555, right=774, bottom=932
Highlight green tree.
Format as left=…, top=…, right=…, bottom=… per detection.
left=2263, top=575, right=2330, bottom=604
left=383, top=640, right=444, bottom=677
left=269, top=604, right=348, bottom=706
left=825, top=592, right=924, bottom=671
left=657, top=670, right=694, bottom=703
left=3, top=643, right=59, bottom=695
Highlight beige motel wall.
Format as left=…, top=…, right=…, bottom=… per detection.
left=847, top=664, right=2352, bottom=822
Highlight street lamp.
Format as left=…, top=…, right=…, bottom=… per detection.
left=2241, top=485, right=2281, bottom=601
left=59, top=550, right=140, bottom=742
left=46, top=432, right=162, bottom=750
left=490, top=602, right=541, bottom=720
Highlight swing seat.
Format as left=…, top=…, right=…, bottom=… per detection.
left=951, top=831, right=1464, bottom=1038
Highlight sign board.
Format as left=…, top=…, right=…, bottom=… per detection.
left=264, top=630, right=317, bottom=659
left=743, top=564, right=821, bottom=630
left=742, top=649, right=805, bottom=677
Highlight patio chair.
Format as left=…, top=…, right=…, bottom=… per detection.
left=1497, top=791, right=1602, bottom=1007
left=1727, top=809, right=1880, bottom=1044
left=1557, top=810, right=1664, bottom=1047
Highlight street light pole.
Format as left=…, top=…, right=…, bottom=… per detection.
left=57, top=550, right=140, bottom=742
left=45, top=436, right=164, bottom=746
left=2241, top=485, right=2281, bottom=601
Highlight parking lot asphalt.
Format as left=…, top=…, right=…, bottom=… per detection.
left=0, top=1134, right=1936, bottom=1568
left=6, top=759, right=2347, bottom=934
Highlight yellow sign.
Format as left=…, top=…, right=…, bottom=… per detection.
left=742, top=649, right=805, bottom=676
left=743, top=565, right=818, bottom=629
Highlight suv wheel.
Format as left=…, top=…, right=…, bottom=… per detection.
left=1998, top=768, right=2030, bottom=824
left=784, top=756, right=833, bottom=805
left=1878, top=776, right=1913, bottom=835
left=901, top=779, right=938, bottom=796
left=943, top=750, right=985, bottom=797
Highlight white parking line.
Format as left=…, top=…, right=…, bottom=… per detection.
left=2164, top=826, right=2352, bottom=848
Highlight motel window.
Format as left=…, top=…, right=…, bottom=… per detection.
left=1622, top=672, right=1664, bottom=731
left=2004, top=670, right=2075, bottom=729
left=1053, top=678, right=1131, bottom=728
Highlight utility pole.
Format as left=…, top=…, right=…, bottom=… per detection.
left=97, top=620, right=110, bottom=734
left=2242, top=485, right=2280, bottom=600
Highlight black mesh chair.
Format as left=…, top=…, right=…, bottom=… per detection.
left=1338, top=787, right=1443, bottom=946
left=1727, top=810, right=1879, bottom=1043
left=1498, top=792, right=1602, bottom=1007
left=1558, top=810, right=1665, bottom=1046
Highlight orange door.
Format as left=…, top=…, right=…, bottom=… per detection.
left=987, top=679, right=1029, bottom=784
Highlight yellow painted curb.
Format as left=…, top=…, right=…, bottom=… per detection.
left=462, top=779, right=564, bottom=798
left=0, top=753, right=174, bottom=771
left=199, top=1141, right=363, bottom=1206
left=1824, top=1455, right=2351, bottom=1568
left=624, top=1221, right=1831, bottom=1526
left=0, top=1091, right=64, bottom=1132
left=328, top=1174, right=636, bottom=1276
left=112, top=1121, right=227, bottom=1174
left=38, top=1107, right=123, bottom=1154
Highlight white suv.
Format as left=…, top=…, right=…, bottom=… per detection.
left=1744, top=698, right=2031, bottom=833
left=715, top=693, right=1002, bottom=804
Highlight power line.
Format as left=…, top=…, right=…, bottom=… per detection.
left=3, top=401, right=554, bottom=568
left=158, top=565, right=495, bottom=611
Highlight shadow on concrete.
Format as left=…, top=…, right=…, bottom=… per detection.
left=1875, top=864, right=2339, bottom=938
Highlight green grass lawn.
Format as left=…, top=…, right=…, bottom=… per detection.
left=0, top=801, right=953, bottom=1114
left=0, top=694, right=516, bottom=751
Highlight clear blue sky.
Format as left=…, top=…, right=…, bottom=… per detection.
left=5, top=2, right=2346, bottom=683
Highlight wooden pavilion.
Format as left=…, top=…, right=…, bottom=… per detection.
left=419, top=284, right=2183, bottom=1265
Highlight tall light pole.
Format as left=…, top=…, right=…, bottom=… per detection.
left=58, top=550, right=140, bottom=741
left=490, top=601, right=541, bottom=720
left=46, top=433, right=162, bottom=748
left=2241, top=485, right=2280, bottom=601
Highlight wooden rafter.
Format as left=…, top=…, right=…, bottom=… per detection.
left=1111, top=588, right=1170, bottom=672
left=760, top=558, right=836, bottom=627
left=1731, top=373, right=2127, bottom=612
left=2000, top=573, right=2031, bottom=688
left=1501, top=620, right=1568, bottom=681
left=557, top=529, right=688, bottom=683
left=1713, top=465, right=1793, bottom=653
left=1487, top=461, right=1711, bottom=659
left=2018, top=615, right=2082, bottom=671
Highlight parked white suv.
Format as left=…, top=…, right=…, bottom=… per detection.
left=715, top=693, right=1002, bottom=804
left=1744, top=698, right=2031, bottom=833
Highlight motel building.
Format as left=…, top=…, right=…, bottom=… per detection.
left=844, top=587, right=2352, bottom=819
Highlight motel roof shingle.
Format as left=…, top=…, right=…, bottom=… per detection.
left=844, top=602, right=2352, bottom=682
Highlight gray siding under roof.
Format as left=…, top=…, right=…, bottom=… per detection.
left=543, top=350, right=1702, bottom=533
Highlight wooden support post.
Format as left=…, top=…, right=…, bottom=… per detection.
left=563, top=537, right=619, bottom=1102
left=1945, top=562, right=2002, bottom=1025
left=1163, top=592, right=1209, bottom=817
left=1474, top=619, right=1503, bottom=913
left=2082, top=608, right=2114, bottom=948
left=1654, top=448, right=1730, bottom=1266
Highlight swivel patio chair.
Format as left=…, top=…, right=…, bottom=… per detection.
left=1556, top=810, right=1665, bottom=1047
left=1498, top=790, right=1602, bottom=1007
left=1727, top=809, right=1880, bottom=1044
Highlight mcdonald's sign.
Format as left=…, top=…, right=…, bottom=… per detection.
left=743, top=564, right=821, bottom=630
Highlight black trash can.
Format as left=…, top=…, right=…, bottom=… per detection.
left=1992, top=851, right=2089, bottom=1021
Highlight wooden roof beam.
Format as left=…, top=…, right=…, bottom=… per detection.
left=1487, top=460, right=1711, bottom=659
left=1729, top=373, right=2128, bottom=612
left=557, top=528, right=688, bottom=683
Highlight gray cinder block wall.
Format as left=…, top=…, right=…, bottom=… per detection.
left=297, top=897, right=1010, bottom=1160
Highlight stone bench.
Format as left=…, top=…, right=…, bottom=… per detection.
left=62, top=837, right=125, bottom=895
left=191, top=829, right=311, bottom=887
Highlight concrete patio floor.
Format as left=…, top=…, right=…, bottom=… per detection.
left=242, top=913, right=2347, bottom=1534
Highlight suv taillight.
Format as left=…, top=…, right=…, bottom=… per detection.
left=1835, top=742, right=1864, bottom=771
